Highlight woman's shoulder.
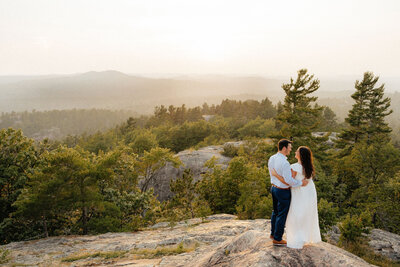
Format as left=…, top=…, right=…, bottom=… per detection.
left=290, top=162, right=302, bottom=171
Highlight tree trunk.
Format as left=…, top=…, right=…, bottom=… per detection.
left=82, top=205, right=88, bottom=235
left=190, top=204, right=195, bottom=218
left=43, top=213, right=49, bottom=238
left=372, top=212, right=377, bottom=226
left=141, top=172, right=154, bottom=192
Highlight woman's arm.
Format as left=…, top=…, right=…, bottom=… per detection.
left=270, top=168, right=290, bottom=186
left=291, top=169, right=297, bottom=179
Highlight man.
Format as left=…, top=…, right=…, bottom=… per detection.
left=268, top=139, right=309, bottom=246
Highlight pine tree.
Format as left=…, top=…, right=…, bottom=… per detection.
left=338, top=72, right=392, bottom=148
left=374, top=172, right=400, bottom=234
left=318, top=106, right=338, bottom=131
left=169, top=169, right=196, bottom=218
left=334, top=72, right=397, bottom=220
left=259, top=97, right=277, bottom=119
left=14, top=146, right=100, bottom=236
left=0, top=128, right=37, bottom=223
left=366, top=77, right=392, bottom=143
left=275, top=69, right=323, bottom=142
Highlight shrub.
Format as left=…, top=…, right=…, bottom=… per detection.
left=318, top=198, right=338, bottom=234
left=221, top=144, right=239, bottom=157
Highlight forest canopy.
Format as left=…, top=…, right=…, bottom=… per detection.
left=0, top=69, right=399, bottom=266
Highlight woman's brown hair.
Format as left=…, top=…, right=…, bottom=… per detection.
left=299, top=146, right=315, bottom=179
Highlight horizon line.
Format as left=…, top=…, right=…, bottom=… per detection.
left=0, top=70, right=399, bottom=79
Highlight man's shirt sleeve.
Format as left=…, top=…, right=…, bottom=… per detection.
left=268, top=157, right=272, bottom=172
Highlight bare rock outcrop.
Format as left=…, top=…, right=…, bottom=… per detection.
left=367, top=229, right=400, bottom=262
left=146, top=145, right=233, bottom=201
left=1, top=214, right=374, bottom=266
left=311, top=132, right=339, bottom=146
left=195, top=230, right=372, bottom=267
left=326, top=226, right=400, bottom=262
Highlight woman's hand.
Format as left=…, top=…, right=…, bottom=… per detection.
left=271, top=168, right=278, bottom=177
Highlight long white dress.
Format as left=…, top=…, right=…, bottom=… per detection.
left=286, top=162, right=321, bottom=249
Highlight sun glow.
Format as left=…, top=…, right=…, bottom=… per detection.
left=1, top=0, right=399, bottom=75
left=178, top=30, right=235, bottom=62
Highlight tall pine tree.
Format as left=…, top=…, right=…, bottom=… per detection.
left=334, top=72, right=397, bottom=216
left=275, top=68, right=323, bottom=143
left=366, top=77, right=392, bottom=143
left=338, top=72, right=392, bottom=149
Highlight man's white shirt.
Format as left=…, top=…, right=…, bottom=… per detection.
left=268, top=152, right=302, bottom=188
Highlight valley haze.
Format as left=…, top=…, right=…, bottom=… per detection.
left=1, top=70, right=399, bottom=120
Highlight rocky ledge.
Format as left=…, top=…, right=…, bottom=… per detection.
left=1, top=214, right=374, bottom=266
left=327, top=225, right=400, bottom=262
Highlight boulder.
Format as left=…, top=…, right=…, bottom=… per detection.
left=311, top=132, right=339, bottom=146
left=145, top=145, right=232, bottom=201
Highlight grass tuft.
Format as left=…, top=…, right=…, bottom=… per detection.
left=61, top=250, right=128, bottom=262
left=60, top=241, right=200, bottom=262
left=132, top=241, right=199, bottom=259
left=0, top=248, right=11, bottom=264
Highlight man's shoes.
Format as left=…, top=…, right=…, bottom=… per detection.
left=269, top=235, right=274, bottom=240
left=272, top=239, right=287, bottom=246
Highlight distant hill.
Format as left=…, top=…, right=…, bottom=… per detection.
left=0, top=71, right=284, bottom=113
left=0, top=70, right=399, bottom=122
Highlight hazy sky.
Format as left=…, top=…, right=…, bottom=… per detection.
left=1, top=0, right=399, bottom=77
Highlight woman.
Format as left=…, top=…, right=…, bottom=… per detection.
left=271, top=146, right=321, bottom=249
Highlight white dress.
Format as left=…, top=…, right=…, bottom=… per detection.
left=286, top=162, right=321, bottom=249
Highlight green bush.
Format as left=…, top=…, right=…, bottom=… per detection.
left=221, top=144, right=239, bottom=158
left=0, top=248, right=10, bottom=264
left=237, top=117, right=275, bottom=139
left=129, top=130, right=158, bottom=154
left=339, top=214, right=368, bottom=244
left=235, top=163, right=269, bottom=219
left=87, top=216, right=122, bottom=234
left=318, top=198, right=338, bottom=234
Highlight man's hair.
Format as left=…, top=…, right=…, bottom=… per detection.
left=278, top=139, right=292, bottom=151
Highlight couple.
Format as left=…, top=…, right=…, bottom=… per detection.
left=268, top=139, right=321, bottom=249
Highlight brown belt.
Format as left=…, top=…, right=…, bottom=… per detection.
left=272, top=184, right=290, bottom=190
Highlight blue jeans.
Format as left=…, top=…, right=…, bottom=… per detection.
left=270, top=186, right=291, bottom=241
